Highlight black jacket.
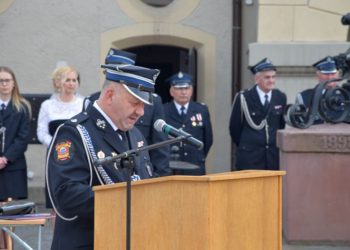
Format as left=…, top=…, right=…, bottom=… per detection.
left=229, top=85, right=286, bottom=170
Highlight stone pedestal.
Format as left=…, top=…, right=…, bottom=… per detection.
left=277, top=123, right=350, bottom=243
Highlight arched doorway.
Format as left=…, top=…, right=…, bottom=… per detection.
left=126, top=45, right=197, bottom=103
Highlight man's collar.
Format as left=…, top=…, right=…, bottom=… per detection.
left=93, top=101, right=119, bottom=131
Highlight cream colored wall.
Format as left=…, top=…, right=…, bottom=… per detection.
left=258, top=0, right=349, bottom=42
left=256, top=0, right=350, bottom=43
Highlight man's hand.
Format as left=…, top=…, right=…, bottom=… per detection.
left=0, top=156, right=8, bottom=170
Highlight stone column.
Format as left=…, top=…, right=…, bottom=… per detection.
left=277, top=123, right=350, bottom=243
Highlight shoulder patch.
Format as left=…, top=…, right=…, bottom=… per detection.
left=54, top=140, right=75, bottom=163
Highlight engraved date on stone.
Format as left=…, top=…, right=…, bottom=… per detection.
left=318, top=135, right=350, bottom=151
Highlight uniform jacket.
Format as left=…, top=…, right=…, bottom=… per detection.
left=163, top=101, right=213, bottom=175
left=47, top=105, right=153, bottom=250
left=0, top=101, right=31, bottom=199
left=229, top=85, right=286, bottom=170
left=135, top=94, right=171, bottom=176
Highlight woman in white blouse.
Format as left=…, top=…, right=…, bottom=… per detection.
left=37, top=66, right=84, bottom=210
left=37, top=66, right=84, bottom=147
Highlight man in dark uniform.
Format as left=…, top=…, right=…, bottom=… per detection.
left=83, top=48, right=171, bottom=176
left=163, top=72, right=213, bottom=175
left=295, top=56, right=339, bottom=124
left=229, top=58, right=286, bottom=171
left=47, top=64, right=160, bottom=249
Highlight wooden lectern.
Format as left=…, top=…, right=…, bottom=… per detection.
left=93, top=170, right=285, bottom=250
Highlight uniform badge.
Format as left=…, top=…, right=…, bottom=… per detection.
left=96, top=119, right=106, bottom=129
left=137, top=140, right=144, bottom=147
left=197, top=113, right=203, bottom=126
left=190, top=116, right=196, bottom=126
left=191, top=114, right=204, bottom=127
left=55, top=140, right=74, bottom=162
left=97, top=150, right=105, bottom=159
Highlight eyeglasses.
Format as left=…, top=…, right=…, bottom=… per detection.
left=0, top=79, right=13, bottom=85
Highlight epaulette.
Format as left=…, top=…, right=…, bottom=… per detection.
left=65, top=112, right=89, bottom=126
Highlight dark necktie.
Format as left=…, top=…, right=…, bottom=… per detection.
left=117, top=130, right=129, bottom=150
left=263, top=94, right=269, bottom=110
left=180, top=106, right=186, bottom=119
left=1, top=104, right=6, bottom=116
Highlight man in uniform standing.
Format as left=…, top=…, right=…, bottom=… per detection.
left=229, top=58, right=286, bottom=171
left=47, top=63, right=160, bottom=249
left=163, top=72, right=213, bottom=175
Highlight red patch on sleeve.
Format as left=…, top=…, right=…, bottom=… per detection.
left=55, top=140, right=73, bottom=162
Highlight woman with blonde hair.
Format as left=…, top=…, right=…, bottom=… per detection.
left=37, top=66, right=84, bottom=148
left=37, top=66, right=84, bottom=209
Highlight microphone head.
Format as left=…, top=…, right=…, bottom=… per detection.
left=154, top=119, right=166, bottom=132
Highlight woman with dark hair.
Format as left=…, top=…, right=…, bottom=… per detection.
left=0, top=66, right=32, bottom=248
left=0, top=66, right=32, bottom=201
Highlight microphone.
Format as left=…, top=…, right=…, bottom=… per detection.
left=154, top=119, right=204, bottom=150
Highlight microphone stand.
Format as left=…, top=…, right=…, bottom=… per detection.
left=94, top=136, right=189, bottom=250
